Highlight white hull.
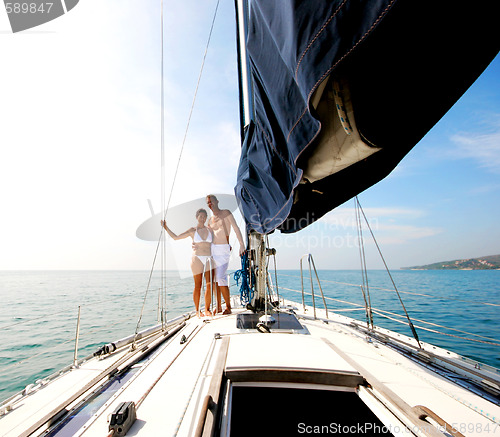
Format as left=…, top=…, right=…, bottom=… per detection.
left=1, top=297, right=499, bottom=436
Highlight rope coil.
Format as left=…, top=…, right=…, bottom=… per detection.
left=233, top=253, right=254, bottom=305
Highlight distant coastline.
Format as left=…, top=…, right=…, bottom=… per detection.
left=402, top=254, right=500, bottom=270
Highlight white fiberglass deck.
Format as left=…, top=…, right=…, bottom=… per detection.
left=1, top=298, right=499, bottom=437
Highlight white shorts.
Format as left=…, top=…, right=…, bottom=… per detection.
left=211, top=243, right=230, bottom=286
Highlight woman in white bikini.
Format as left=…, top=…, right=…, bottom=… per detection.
left=161, top=208, right=214, bottom=316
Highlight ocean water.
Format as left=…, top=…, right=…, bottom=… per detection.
left=0, top=269, right=499, bottom=402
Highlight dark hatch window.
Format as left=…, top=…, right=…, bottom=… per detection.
left=236, top=313, right=303, bottom=330
left=229, top=386, right=394, bottom=436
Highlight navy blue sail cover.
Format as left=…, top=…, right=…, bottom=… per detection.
left=234, top=0, right=499, bottom=234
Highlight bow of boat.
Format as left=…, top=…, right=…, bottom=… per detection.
left=2, top=297, right=499, bottom=436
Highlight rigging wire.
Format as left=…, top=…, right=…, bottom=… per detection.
left=264, top=235, right=280, bottom=305
left=280, top=285, right=500, bottom=346
left=355, top=197, right=422, bottom=348
left=371, top=310, right=500, bottom=347
left=276, top=272, right=500, bottom=308
left=355, top=196, right=373, bottom=328
left=0, top=286, right=165, bottom=331
left=272, top=246, right=280, bottom=303
left=160, top=0, right=167, bottom=330
left=370, top=308, right=500, bottom=345
left=1, top=315, right=140, bottom=373
left=134, top=0, right=221, bottom=338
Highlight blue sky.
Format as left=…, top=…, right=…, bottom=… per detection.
left=0, top=0, right=498, bottom=271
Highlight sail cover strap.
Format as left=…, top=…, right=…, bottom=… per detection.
left=234, top=0, right=499, bottom=234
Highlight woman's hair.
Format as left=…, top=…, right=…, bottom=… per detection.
left=196, top=208, right=208, bottom=218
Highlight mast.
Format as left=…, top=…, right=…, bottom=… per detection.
left=248, top=232, right=267, bottom=311
left=234, top=0, right=269, bottom=312
left=234, top=0, right=252, bottom=140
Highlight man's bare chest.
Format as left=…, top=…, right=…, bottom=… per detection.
left=210, top=216, right=227, bottom=232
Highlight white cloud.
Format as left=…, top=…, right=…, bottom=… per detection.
left=374, top=224, right=442, bottom=244
left=467, top=183, right=500, bottom=195
left=451, top=115, right=500, bottom=173
left=318, top=207, right=425, bottom=229
left=315, top=207, right=442, bottom=247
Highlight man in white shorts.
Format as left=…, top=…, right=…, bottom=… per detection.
left=206, top=194, right=245, bottom=314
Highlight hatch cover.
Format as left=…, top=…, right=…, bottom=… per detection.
left=236, top=312, right=303, bottom=330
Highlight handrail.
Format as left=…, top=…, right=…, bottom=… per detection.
left=413, top=405, right=466, bottom=437
left=278, top=272, right=500, bottom=308
left=323, top=338, right=445, bottom=437
left=280, top=285, right=500, bottom=347
left=300, top=254, right=328, bottom=319
left=195, top=336, right=230, bottom=437
left=73, top=306, right=81, bottom=368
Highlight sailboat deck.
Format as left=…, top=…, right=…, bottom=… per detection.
left=1, top=300, right=499, bottom=436
left=305, top=319, right=500, bottom=435
left=0, top=346, right=132, bottom=437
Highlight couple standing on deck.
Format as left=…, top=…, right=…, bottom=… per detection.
left=161, top=194, right=245, bottom=317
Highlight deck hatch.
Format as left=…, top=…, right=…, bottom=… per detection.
left=226, top=367, right=364, bottom=388
left=228, top=386, right=393, bottom=436
left=236, top=312, right=303, bottom=330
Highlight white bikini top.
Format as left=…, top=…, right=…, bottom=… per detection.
left=193, top=228, right=212, bottom=243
